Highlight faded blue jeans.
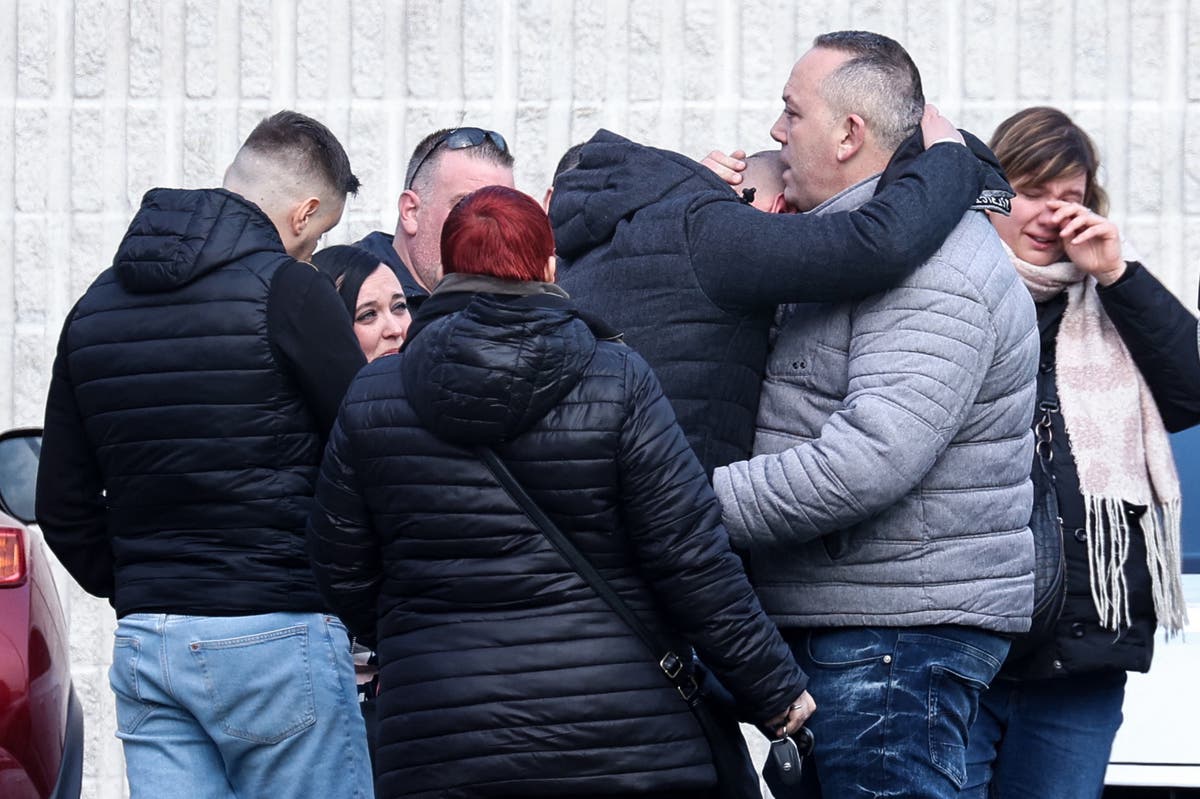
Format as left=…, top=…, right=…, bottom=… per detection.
left=962, top=671, right=1126, bottom=799
left=769, top=626, right=1009, bottom=799
left=110, top=612, right=373, bottom=799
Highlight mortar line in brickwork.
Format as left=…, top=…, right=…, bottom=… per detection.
left=1158, top=0, right=1188, bottom=288
left=1104, top=0, right=1131, bottom=222
left=495, top=0, right=516, bottom=136
left=275, top=0, right=298, bottom=104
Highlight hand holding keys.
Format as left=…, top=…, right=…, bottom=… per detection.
left=766, top=725, right=814, bottom=787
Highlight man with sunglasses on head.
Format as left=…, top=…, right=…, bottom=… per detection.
left=356, top=127, right=514, bottom=310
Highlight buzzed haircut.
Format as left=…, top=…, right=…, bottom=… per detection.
left=405, top=127, right=514, bottom=194
left=813, top=30, right=925, bottom=152
left=241, top=110, right=361, bottom=196
left=742, top=150, right=786, bottom=199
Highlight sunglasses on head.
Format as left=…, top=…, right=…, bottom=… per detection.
left=404, top=127, right=509, bottom=190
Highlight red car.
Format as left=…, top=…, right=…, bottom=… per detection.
left=0, top=428, right=82, bottom=799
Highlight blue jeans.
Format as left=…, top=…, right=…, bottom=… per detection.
left=962, top=671, right=1126, bottom=799
left=770, top=626, right=1009, bottom=799
left=109, top=612, right=373, bottom=799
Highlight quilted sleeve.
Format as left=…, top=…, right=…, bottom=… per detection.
left=714, top=277, right=995, bottom=548
left=615, top=352, right=807, bottom=723
left=306, top=410, right=383, bottom=647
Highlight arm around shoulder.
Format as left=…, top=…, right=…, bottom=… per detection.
left=691, top=143, right=984, bottom=310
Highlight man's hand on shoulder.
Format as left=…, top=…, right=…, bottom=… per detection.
left=920, top=104, right=965, bottom=149
left=699, top=149, right=747, bottom=187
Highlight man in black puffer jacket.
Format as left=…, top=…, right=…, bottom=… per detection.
left=36, top=112, right=374, bottom=799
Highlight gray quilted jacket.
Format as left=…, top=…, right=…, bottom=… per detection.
left=713, top=176, right=1039, bottom=634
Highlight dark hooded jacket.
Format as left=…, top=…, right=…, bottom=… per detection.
left=355, top=230, right=430, bottom=310
left=37, top=187, right=364, bottom=616
left=307, top=275, right=806, bottom=798
left=551, top=129, right=1004, bottom=475
left=1006, top=262, right=1200, bottom=679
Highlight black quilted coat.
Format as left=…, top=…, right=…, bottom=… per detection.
left=42, top=188, right=334, bottom=616
left=307, top=276, right=806, bottom=798
left=1006, top=263, right=1200, bottom=679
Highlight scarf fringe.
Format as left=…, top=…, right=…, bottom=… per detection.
left=1085, top=495, right=1187, bottom=637
left=1145, top=497, right=1188, bottom=636
left=1005, top=242, right=1187, bottom=638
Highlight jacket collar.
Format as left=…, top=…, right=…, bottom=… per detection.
left=403, top=274, right=620, bottom=349
left=809, top=175, right=880, bottom=216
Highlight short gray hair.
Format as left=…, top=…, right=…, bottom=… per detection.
left=813, top=31, right=924, bottom=152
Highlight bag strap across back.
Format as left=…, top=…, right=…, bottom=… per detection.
left=477, top=446, right=702, bottom=704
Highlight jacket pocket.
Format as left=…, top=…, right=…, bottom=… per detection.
left=190, top=624, right=317, bottom=744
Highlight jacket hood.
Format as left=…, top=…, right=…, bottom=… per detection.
left=113, top=188, right=288, bottom=292
left=549, top=129, right=734, bottom=262
left=401, top=287, right=599, bottom=445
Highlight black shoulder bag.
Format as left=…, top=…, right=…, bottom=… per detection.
left=1008, top=386, right=1068, bottom=663
left=477, top=447, right=762, bottom=799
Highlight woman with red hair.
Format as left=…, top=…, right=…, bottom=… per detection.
left=308, top=185, right=810, bottom=798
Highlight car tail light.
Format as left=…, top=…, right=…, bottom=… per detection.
left=0, top=527, right=26, bottom=586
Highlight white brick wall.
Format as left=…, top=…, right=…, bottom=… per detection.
left=2, top=2, right=1196, bottom=796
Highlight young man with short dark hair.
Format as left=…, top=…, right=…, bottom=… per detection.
left=37, top=110, right=374, bottom=799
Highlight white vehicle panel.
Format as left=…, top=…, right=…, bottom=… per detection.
left=1105, top=574, right=1200, bottom=787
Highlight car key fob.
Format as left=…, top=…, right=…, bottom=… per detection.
left=766, top=726, right=813, bottom=786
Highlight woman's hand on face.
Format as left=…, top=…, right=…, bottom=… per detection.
left=1049, top=199, right=1127, bottom=285
left=765, top=690, right=815, bottom=739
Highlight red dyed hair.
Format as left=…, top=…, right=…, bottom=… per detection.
left=440, top=186, right=555, bottom=282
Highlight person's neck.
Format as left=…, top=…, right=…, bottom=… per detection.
left=391, top=233, right=433, bottom=292
left=839, top=150, right=890, bottom=192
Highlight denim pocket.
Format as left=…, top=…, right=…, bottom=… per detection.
left=110, top=636, right=151, bottom=734
left=191, top=624, right=317, bottom=744
left=805, top=628, right=892, bottom=668
left=927, top=664, right=989, bottom=789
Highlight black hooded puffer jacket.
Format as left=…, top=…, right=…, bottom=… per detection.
left=64, top=187, right=328, bottom=616
left=551, top=130, right=996, bottom=475
left=307, top=282, right=806, bottom=798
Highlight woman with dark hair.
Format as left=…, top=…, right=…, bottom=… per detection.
left=963, top=107, right=1200, bottom=799
left=308, top=186, right=810, bottom=798
left=310, top=243, right=411, bottom=761
left=312, top=244, right=410, bottom=361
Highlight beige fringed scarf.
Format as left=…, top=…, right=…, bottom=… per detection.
left=1004, top=242, right=1187, bottom=635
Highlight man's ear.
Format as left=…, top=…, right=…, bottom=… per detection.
left=544, top=254, right=557, bottom=282
left=767, top=192, right=790, bottom=214
left=289, top=196, right=321, bottom=236
left=398, top=190, right=421, bottom=236
left=541, top=186, right=554, bottom=213
left=835, top=113, right=867, bottom=163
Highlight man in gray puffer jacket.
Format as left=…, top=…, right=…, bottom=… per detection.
left=712, top=31, right=1039, bottom=799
